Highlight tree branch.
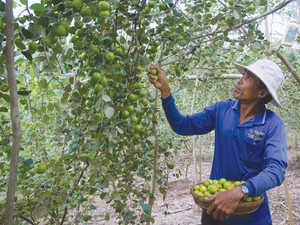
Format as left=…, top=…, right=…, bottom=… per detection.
left=276, top=50, right=300, bottom=84
left=59, top=152, right=95, bottom=225
left=19, top=216, right=34, bottom=225
left=196, top=0, right=294, bottom=39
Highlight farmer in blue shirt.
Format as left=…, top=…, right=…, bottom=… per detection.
left=146, top=59, right=287, bottom=225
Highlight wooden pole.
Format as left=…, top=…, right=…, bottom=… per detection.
left=4, top=0, right=22, bottom=224
left=198, top=137, right=202, bottom=183
left=283, top=178, right=294, bottom=225
left=275, top=107, right=294, bottom=225
left=187, top=74, right=242, bottom=80
left=191, top=76, right=200, bottom=183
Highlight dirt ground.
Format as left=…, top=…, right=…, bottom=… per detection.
left=89, top=145, right=300, bottom=225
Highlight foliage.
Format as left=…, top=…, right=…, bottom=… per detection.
left=0, top=0, right=299, bottom=224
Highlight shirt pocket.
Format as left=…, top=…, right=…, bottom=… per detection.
left=240, top=131, right=265, bottom=169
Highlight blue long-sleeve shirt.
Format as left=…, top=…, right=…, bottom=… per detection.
left=162, top=95, right=287, bottom=225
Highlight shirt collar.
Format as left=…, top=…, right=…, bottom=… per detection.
left=232, top=100, right=239, bottom=111
left=232, top=100, right=267, bottom=125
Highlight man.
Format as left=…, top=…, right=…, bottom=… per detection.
left=146, top=59, right=287, bottom=225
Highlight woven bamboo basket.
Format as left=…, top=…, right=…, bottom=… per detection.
left=190, top=187, right=264, bottom=216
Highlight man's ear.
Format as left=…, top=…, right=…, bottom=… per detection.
left=258, top=89, right=269, bottom=99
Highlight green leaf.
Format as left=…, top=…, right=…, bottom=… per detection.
left=48, top=103, right=54, bottom=111
left=30, top=3, right=46, bottom=13
left=104, top=107, right=114, bottom=118
left=141, top=203, right=152, bottom=214
left=21, top=51, right=32, bottom=61
left=53, top=44, right=63, bottom=54
left=124, top=211, right=135, bottom=222
left=89, top=125, right=98, bottom=131
left=17, top=90, right=32, bottom=96
left=0, top=93, right=10, bottom=102
left=48, top=15, right=59, bottom=23
left=29, top=64, right=35, bottom=75
left=210, top=18, right=218, bottom=25
left=52, top=2, right=64, bottom=12
left=15, top=39, right=26, bottom=50
left=39, top=79, right=48, bottom=89
left=112, top=192, right=121, bottom=200
left=64, top=84, right=72, bottom=92
left=102, top=36, right=113, bottom=47
left=119, top=36, right=126, bottom=44
left=43, top=115, right=50, bottom=122
left=233, top=10, right=240, bottom=20
left=0, top=106, right=8, bottom=112
left=23, top=158, right=34, bottom=167
left=116, top=126, right=124, bottom=134
left=0, top=138, right=9, bottom=145
left=88, top=204, right=97, bottom=210
left=102, top=95, right=111, bottom=102
left=21, top=27, right=33, bottom=39
left=175, top=68, right=181, bottom=77
left=38, top=16, right=49, bottom=27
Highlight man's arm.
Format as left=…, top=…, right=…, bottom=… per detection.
left=245, top=121, right=287, bottom=196
left=146, top=64, right=215, bottom=136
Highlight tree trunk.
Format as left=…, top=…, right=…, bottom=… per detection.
left=4, top=0, right=22, bottom=224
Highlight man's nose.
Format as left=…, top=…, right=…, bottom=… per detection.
left=237, top=75, right=243, bottom=84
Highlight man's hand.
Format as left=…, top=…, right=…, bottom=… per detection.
left=146, top=64, right=171, bottom=99
left=205, top=186, right=244, bottom=220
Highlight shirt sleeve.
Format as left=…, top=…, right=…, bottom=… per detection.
left=245, top=119, right=287, bottom=196
left=161, top=95, right=215, bottom=135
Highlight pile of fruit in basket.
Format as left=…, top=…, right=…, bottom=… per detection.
left=192, top=178, right=262, bottom=202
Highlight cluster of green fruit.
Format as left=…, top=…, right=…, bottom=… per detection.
left=48, top=0, right=111, bottom=39
left=150, top=68, right=159, bottom=81
left=141, top=1, right=167, bottom=14
left=120, top=82, right=149, bottom=140
left=84, top=64, right=150, bottom=136
left=98, top=1, right=110, bottom=17
left=15, top=0, right=115, bottom=57
left=193, top=178, right=262, bottom=202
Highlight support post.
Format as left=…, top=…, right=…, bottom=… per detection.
left=191, top=76, right=200, bottom=183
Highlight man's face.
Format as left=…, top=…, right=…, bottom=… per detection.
left=233, top=70, right=263, bottom=103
